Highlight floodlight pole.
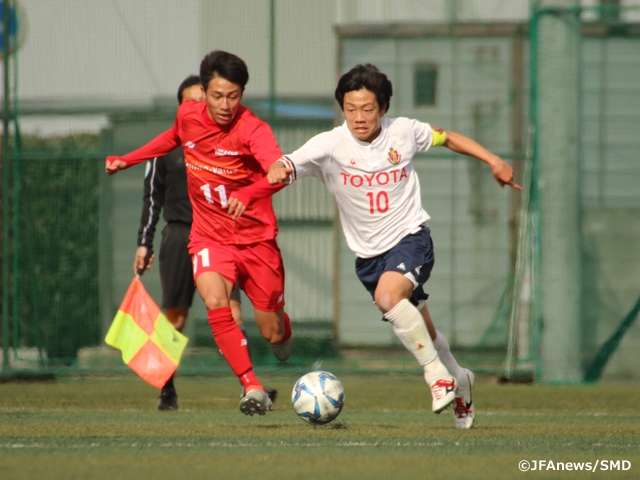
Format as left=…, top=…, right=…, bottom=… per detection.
left=2, top=0, right=12, bottom=374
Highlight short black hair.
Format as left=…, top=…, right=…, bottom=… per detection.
left=177, top=75, right=201, bottom=104
left=200, top=50, right=249, bottom=92
left=334, top=64, right=393, bottom=113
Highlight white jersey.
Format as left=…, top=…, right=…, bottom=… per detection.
left=283, top=117, right=434, bottom=258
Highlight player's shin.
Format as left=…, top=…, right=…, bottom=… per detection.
left=239, top=324, right=252, bottom=361
left=383, top=299, right=449, bottom=382
left=433, top=330, right=465, bottom=384
left=270, top=312, right=293, bottom=361
left=208, top=307, right=261, bottom=390
left=383, top=299, right=456, bottom=413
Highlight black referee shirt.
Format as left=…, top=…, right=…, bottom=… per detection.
left=137, top=147, right=192, bottom=249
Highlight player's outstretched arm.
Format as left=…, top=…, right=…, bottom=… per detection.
left=444, top=130, right=521, bottom=191
left=105, top=126, right=180, bottom=175
left=105, top=157, right=128, bottom=175
left=267, top=159, right=293, bottom=185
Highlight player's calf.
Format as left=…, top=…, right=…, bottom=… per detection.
left=271, top=335, right=293, bottom=361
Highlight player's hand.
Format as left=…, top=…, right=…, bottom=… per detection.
left=134, top=246, right=155, bottom=276
left=106, top=156, right=128, bottom=175
left=267, top=161, right=292, bottom=185
left=491, top=160, right=522, bottom=191
left=227, top=196, right=246, bottom=220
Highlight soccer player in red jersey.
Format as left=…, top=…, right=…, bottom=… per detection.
left=106, top=51, right=292, bottom=416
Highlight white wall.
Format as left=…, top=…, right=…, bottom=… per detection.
left=15, top=0, right=200, bottom=106
left=11, top=0, right=536, bottom=108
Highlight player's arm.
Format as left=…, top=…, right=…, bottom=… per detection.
left=134, top=157, right=166, bottom=275
left=267, top=134, right=328, bottom=185
left=440, top=130, right=521, bottom=191
left=105, top=125, right=180, bottom=175
left=227, top=170, right=288, bottom=219
left=267, top=158, right=293, bottom=185
left=226, top=121, right=288, bottom=218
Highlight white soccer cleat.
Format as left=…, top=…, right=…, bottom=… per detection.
left=239, top=388, right=273, bottom=416
left=271, top=335, right=293, bottom=361
left=454, top=368, right=475, bottom=429
left=429, top=377, right=457, bottom=414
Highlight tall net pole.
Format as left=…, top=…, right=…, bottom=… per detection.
left=535, top=0, right=583, bottom=382
left=2, top=0, right=12, bottom=374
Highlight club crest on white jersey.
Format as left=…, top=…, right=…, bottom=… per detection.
left=388, top=147, right=401, bottom=165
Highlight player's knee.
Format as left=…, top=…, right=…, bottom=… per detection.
left=374, top=291, right=404, bottom=314
left=203, top=295, right=229, bottom=311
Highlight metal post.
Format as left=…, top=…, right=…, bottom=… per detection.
left=268, top=0, right=276, bottom=124
left=536, top=0, right=583, bottom=382
left=2, top=0, right=12, bottom=374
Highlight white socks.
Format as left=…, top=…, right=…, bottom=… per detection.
left=384, top=299, right=450, bottom=382
left=433, top=329, right=471, bottom=397
left=433, top=329, right=465, bottom=379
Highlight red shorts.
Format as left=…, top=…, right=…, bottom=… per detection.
left=189, top=238, right=285, bottom=312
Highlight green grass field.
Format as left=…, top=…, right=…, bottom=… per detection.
left=0, top=373, right=638, bottom=480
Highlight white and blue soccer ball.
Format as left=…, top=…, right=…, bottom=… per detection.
left=291, top=370, right=345, bottom=425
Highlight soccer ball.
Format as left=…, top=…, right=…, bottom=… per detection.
left=291, top=370, right=345, bottom=425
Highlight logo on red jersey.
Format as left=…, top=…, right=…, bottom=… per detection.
left=215, top=148, right=239, bottom=156
left=185, top=141, right=196, bottom=149
left=388, top=148, right=401, bottom=165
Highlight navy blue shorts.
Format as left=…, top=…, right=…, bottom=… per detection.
left=355, top=225, right=434, bottom=307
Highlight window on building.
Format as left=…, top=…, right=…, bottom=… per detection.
left=414, top=63, right=438, bottom=107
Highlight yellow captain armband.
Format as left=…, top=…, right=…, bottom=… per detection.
left=431, top=127, right=447, bottom=147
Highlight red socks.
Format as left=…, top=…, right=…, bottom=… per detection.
left=239, top=371, right=261, bottom=391
left=282, top=312, right=292, bottom=343
left=208, top=307, right=259, bottom=389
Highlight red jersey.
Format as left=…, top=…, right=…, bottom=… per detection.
left=118, top=101, right=283, bottom=245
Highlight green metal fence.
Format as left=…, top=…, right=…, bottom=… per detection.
left=523, top=3, right=640, bottom=383
left=1, top=2, right=639, bottom=383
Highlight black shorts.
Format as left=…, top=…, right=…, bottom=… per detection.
left=355, top=225, right=434, bottom=307
left=159, top=222, right=196, bottom=310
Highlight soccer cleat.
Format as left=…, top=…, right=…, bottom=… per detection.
left=158, top=387, right=179, bottom=411
left=265, top=387, right=278, bottom=403
left=240, top=386, right=278, bottom=404
left=239, top=388, right=273, bottom=416
left=429, top=377, right=456, bottom=414
left=271, top=335, right=293, bottom=361
left=454, top=369, right=475, bottom=429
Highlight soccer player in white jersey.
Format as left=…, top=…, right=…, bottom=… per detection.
left=264, top=64, right=521, bottom=428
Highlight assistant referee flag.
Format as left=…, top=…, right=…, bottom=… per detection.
left=106, top=277, right=188, bottom=388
